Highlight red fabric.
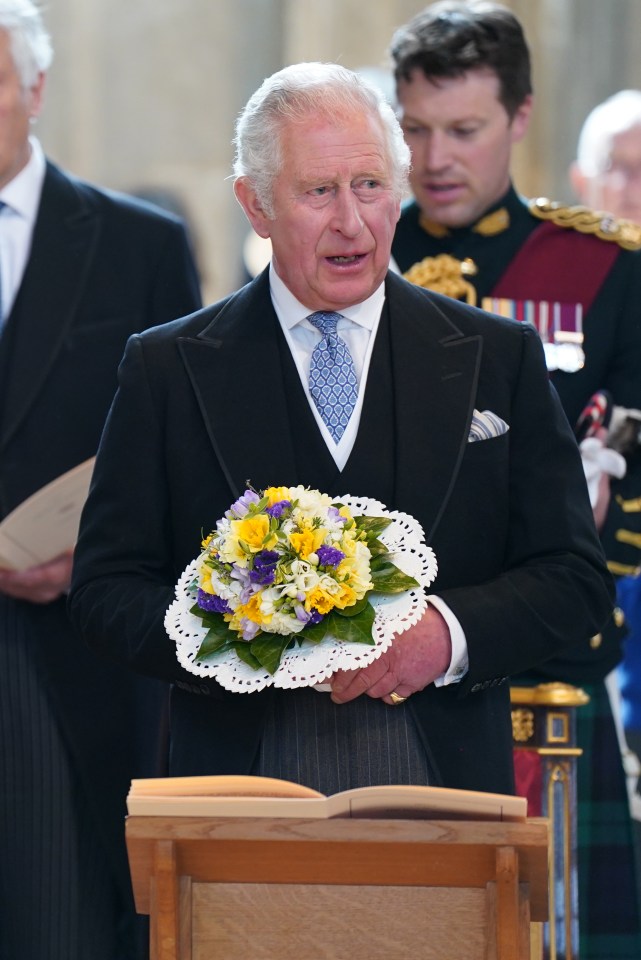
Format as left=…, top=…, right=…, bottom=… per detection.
left=492, top=220, right=620, bottom=310
left=513, top=749, right=543, bottom=817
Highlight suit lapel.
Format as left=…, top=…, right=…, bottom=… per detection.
left=0, top=162, right=101, bottom=451
left=178, top=271, right=300, bottom=497
left=386, top=273, right=482, bottom=541
left=178, top=269, right=482, bottom=535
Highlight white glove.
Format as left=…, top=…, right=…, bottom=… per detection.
left=580, top=436, right=627, bottom=508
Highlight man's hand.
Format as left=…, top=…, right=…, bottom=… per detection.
left=0, top=551, right=74, bottom=604
left=330, top=604, right=452, bottom=705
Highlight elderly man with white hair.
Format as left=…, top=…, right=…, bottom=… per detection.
left=571, top=89, right=641, bottom=224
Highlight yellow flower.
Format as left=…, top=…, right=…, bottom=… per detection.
left=237, top=592, right=272, bottom=627
left=337, top=541, right=373, bottom=599
left=331, top=581, right=357, bottom=609
left=198, top=561, right=216, bottom=594
left=304, top=585, right=337, bottom=615
left=290, top=526, right=326, bottom=559
left=264, top=486, right=292, bottom=506
left=201, top=532, right=214, bottom=549
left=234, top=515, right=277, bottom=553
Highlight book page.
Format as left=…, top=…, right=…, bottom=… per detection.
left=0, top=458, right=95, bottom=571
left=126, top=775, right=526, bottom=822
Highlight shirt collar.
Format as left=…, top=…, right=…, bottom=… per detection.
left=0, top=136, right=46, bottom=221
left=268, top=261, right=385, bottom=332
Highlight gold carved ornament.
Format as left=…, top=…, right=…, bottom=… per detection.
left=403, top=253, right=478, bottom=305
left=529, top=197, right=641, bottom=251
left=511, top=707, right=535, bottom=743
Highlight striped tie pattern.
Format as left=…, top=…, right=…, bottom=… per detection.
left=308, top=311, right=358, bottom=442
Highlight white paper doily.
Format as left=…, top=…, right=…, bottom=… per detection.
left=165, top=496, right=437, bottom=693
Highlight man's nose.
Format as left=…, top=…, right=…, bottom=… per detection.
left=420, top=131, right=452, bottom=172
left=333, top=190, right=365, bottom=236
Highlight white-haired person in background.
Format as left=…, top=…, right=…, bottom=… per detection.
left=572, top=88, right=641, bottom=883
left=571, top=90, right=641, bottom=224
left=0, top=2, right=201, bottom=958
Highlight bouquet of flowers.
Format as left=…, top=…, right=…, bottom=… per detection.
left=165, top=486, right=437, bottom=692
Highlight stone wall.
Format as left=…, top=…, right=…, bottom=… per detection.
left=35, top=0, right=641, bottom=303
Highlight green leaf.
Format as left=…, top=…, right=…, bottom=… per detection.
left=250, top=634, right=295, bottom=675
left=195, top=621, right=235, bottom=660
left=300, top=618, right=330, bottom=644
left=334, top=595, right=370, bottom=618
left=355, top=516, right=392, bottom=537
left=326, top=604, right=376, bottom=645
left=370, top=557, right=419, bottom=593
left=190, top=603, right=225, bottom=629
left=233, top=641, right=263, bottom=671
left=247, top=496, right=270, bottom=514
left=364, top=537, right=389, bottom=557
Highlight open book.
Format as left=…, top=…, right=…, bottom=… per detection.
left=0, top=458, right=95, bottom=571
left=127, top=774, right=526, bottom=822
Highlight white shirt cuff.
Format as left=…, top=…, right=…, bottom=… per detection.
left=425, top=595, right=469, bottom=687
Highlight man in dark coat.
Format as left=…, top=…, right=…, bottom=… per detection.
left=0, top=3, right=202, bottom=958
left=69, top=63, right=612, bottom=810
left=389, top=3, right=641, bottom=955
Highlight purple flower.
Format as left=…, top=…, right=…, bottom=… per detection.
left=230, top=565, right=254, bottom=603
left=249, top=550, right=279, bottom=585
left=239, top=618, right=261, bottom=641
left=295, top=605, right=324, bottom=625
left=328, top=506, right=346, bottom=525
left=267, top=499, right=291, bottom=519
left=197, top=589, right=231, bottom=614
left=316, top=544, right=345, bottom=567
left=227, top=489, right=260, bottom=518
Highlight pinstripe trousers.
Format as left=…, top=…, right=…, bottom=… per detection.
left=253, top=687, right=431, bottom=794
left=0, top=599, right=130, bottom=960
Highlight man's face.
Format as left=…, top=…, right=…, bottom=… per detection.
left=235, top=109, right=401, bottom=311
left=0, top=30, right=44, bottom=190
left=397, top=68, right=531, bottom=228
left=588, top=125, right=641, bottom=223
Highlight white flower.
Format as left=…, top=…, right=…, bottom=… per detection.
left=269, top=608, right=306, bottom=635
left=289, top=486, right=333, bottom=521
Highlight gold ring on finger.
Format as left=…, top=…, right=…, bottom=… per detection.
left=389, top=691, right=408, bottom=705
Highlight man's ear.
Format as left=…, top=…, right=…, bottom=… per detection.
left=234, top=177, right=271, bottom=239
left=29, top=71, right=46, bottom=120
left=509, top=94, right=533, bottom=145
left=569, top=161, right=588, bottom=203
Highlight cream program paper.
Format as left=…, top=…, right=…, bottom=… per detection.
left=0, top=457, right=95, bottom=570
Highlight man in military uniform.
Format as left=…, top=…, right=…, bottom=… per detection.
left=389, top=3, right=641, bottom=956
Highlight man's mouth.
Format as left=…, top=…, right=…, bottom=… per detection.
left=425, top=181, right=463, bottom=195
left=327, top=254, right=365, bottom=264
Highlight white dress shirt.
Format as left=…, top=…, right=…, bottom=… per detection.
left=0, top=137, right=46, bottom=321
left=268, top=264, right=468, bottom=684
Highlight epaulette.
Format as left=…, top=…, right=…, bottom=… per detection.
left=528, top=197, right=641, bottom=252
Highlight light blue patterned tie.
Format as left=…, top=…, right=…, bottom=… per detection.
left=308, top=311, right=358, bottom=442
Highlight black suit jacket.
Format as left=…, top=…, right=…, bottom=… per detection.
left=0, top=160, right=202, bottom=900
left=393, top=186, right=641, bottom=681
left=69, top=269, right=614, bottom=794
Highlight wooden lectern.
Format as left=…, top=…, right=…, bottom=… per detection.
left=127, top=814, right=549, bottom=959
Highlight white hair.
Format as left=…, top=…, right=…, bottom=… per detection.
left=0, top=0, right=52, bottom=89
left=233, top=62, right=410, bottom=218
left=576, top=90, right=641, bottom=177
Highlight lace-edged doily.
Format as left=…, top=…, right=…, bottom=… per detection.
left=165, top=496, right=437, bottom=693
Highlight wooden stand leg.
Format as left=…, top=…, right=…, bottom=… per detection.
left=151, top=840, right=180, bottom=960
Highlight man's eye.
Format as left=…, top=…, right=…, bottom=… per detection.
left=310, top=186, right=329, bottom=196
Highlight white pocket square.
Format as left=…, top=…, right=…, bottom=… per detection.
left=468, top=409, right=510, bottom=442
